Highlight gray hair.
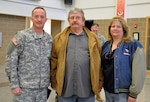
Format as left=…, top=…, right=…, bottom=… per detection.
left=68, top=8, right=85, bottom=21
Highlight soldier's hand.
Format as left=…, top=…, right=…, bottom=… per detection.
left=11, top=87, right=22, bottom=95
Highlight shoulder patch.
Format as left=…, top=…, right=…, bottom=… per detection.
left=11, top=38, right=18, bottom=46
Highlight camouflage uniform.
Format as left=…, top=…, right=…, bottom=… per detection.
left=97, top=33, right=106, bottom=46
left=5, top=28, right=52, bottom=102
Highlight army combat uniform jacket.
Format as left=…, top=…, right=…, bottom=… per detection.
left=5, top=28, right=52, bottom=89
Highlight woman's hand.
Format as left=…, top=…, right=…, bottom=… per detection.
left=128, top=96, right=136, bottom=102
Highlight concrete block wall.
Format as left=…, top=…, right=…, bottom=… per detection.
left=128, top=18, right=146, bottom=48
left=95, top=18, right=146, bottom=48
left=0, top=14, right=25, bottom=65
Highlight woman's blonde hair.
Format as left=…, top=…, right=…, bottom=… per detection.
left=108, top=16, right=132, bottom=43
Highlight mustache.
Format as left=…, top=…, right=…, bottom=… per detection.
left=72, top=22, right=78, bottom=25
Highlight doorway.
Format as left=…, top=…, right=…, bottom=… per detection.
left=145, top=17, right=150, bottom=70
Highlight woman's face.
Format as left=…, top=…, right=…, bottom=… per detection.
left=110, top=21, right=124, bottom=39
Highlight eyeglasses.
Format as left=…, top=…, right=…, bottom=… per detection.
left=69, top=16, right=82, bottom=20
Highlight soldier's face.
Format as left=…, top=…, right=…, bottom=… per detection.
left=91, top=25, right=99, bottom=35
left=31, top=9, right=47, bottom=29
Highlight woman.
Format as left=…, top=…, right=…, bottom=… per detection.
left=101, top=16, right=146, bottom=102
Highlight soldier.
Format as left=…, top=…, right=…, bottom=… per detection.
left=5, top=7, right=52, bottom=102
left=91, top=23, right=106, bottom=46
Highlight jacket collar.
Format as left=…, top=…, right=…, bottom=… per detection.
left=58, top=26, right=97, bottom=45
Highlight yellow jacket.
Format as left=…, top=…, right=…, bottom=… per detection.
left=50, top=26, right=103, bottom=99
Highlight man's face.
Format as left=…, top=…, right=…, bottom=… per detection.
left=31, top=9, right=47, bottom=29
left=68, top=13, right=85, bottom=29
left=91, top=25, right=99, bottom=35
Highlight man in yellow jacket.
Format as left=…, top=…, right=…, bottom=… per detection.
left=50, top=8, right=103, bottom=102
